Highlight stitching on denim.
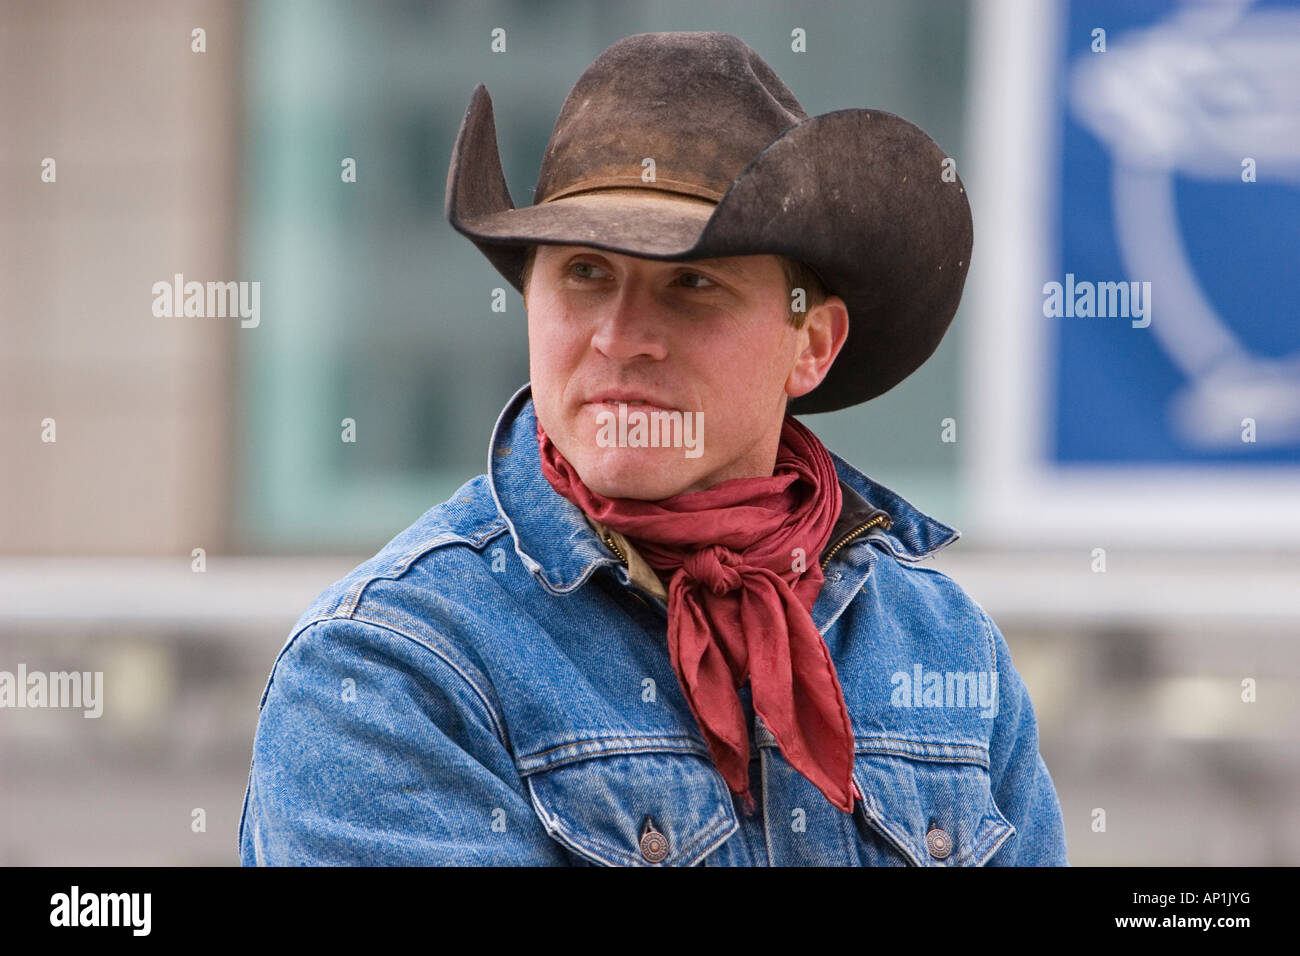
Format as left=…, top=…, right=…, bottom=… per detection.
left=672, top=814, right=735, bottom=865
left=525, top=778, right=615, bottom=866
left=527, top=768, right=735, bottom=866
left=349, top=611, right=509, bottom=746
left=971, top=813, right=1017, bottom=865
left=938, top=803, right=1009, bottom=867
left=292, top=613, right=510, bottom=749
left=328, top=521, right=510, bottom=619
left=527, top=776, right=649, bottom=866
left=518, top=735, right=711, bottom=772
left=857, top=746, right=988, bottom=765
left=754, top=723, right=992, bottom=765
left=856, top=756, right=1009, bottom=865
left=691, top=815, right=742, bottom=866
left=760, top=746, right=777, bottom=867
left=530, top=551, right=621, bottom=596
left=236, top=756, right=255, bottom=855
left=817, top=550, right=877, bottom=635
left=853, top=781, right=924, bottom=866
left=855, top=734, right=990, bottom=755
left=256, top=619, right=326, bottom=711
left=854, top=734, right=989, bottom=753
left=976, top=825, right=1017, bottom=865
left=966, top=799, right=1017, bottom=865
left=855, top=748, right=990, bottom=769
left=979, top=605, right=999, bottom=674
left=872, top=527, right=961, bottom=563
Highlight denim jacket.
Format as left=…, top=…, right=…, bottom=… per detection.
left=238, top=383, right=1069, bottom=866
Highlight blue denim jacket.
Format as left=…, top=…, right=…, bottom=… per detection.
left=238, top=383, right=1069, bottom=866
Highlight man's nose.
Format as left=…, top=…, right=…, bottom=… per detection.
left=589, top=287, right=669, bottom=362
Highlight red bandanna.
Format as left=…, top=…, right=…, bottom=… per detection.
left=536, top=413, right=856, bottom=815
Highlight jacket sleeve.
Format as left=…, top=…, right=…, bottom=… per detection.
left=238, top=616, right=570, bottom=865
left=979, top=608, right=1070, bottom=866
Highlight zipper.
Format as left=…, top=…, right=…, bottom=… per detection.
left=601, top=530, right=668, bottom=616
left=602, top=531, right=628, bottom=567
left=820, top=512, right=891, bottom=571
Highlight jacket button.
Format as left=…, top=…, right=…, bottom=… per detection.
left=926, top=825, right=953, bottom=860
left=639, top=818, right=669, bottom=863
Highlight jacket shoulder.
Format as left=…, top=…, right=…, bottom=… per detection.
left=290, top=473, right=510, bottom=632
left=252, top=474, right=513, bottom=717
left=865, top=550, right=1000, bottom=666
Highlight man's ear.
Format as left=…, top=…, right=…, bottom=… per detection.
left=785, top=295, right=849, bottom=399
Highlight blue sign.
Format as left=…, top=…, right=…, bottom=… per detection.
left=1051, top=0, right=1300, bottom=464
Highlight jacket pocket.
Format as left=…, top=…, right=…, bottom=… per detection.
left=851, top=743, right=1015, bottom=866
left=524, top=746, right=739, bottom=866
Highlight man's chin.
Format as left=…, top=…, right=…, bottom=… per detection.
left=571, top=451, right=699, bottom=501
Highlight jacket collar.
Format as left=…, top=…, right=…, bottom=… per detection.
left=487, top=383, right=959, bottom=594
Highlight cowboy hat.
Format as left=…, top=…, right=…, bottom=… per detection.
left=444, top=31, right=972, bottom=414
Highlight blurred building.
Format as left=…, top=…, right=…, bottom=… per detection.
left=2, top=0, right=1297, bottom=865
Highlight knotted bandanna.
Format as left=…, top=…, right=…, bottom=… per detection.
left=537, top=413, right=856, bottom=815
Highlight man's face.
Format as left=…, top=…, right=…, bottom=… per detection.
left=526, top=244, right=845, bottom=500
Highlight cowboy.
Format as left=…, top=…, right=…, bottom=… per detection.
left=239, top=31, right=1069, bottom=866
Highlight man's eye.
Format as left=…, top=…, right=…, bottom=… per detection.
left=570, top=261, right=606, bottom=279
left=677, top=271, right=716, bottom=289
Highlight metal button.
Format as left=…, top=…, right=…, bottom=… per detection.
left=926, top=825, right=953, bottom=860
left=639, top=818, right=669, bottom=863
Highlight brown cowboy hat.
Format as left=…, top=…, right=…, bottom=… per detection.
left=444, top=31, right=972, bottom=414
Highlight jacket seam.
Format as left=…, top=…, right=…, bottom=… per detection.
left=527, top=775, right=737, bottom=866
left=517, top=735, right=712, bottom=773
left=760, top=746, right=777, bottom=866
left=756, top=730, right=992, bottom=766
left=281, top=613, right=512, bottom=751
left=972, top=800, right=1018, bottom=865
left=544, top=802, right=734, bottom=867
left=236, top=751, right=255, bottom=857
left=978, top=605, right=999, bottom=674
left=852, top=745, right=991, bottom=769
left=329, top=522, right=510, bottom=619
left=854, top=733, right=989, bottom=751
left=851, top=776, right=924, bottom=866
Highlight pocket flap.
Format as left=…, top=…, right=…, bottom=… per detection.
left=526, top=748, right=739, bottom=866
left=854, top=748, right=1016, bottom=866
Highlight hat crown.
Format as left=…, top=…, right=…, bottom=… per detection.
left=534, top=32, right=808, bottom=206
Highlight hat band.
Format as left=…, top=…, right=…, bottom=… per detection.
left=539, top=175, right=724, bottom=205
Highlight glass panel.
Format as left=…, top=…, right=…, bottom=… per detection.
left=237, top=0, right=970, bottom=550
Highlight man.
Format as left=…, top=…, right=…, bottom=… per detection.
left=239, top=31, right=1069, bottom=866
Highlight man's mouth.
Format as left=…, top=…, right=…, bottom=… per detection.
left=584, top=395, right=677, bottom=411
left=591, top=401, right=675, bottom=412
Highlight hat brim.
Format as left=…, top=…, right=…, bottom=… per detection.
left=456, top=188, right=718, bottom=277
left=445, top=84, right=972, bottom=415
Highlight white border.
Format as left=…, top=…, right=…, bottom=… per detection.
left=963, top=0, right=1300, bottom=549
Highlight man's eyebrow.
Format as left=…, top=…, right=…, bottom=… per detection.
left=679, top=258, right=749, bottom=275
left=572, top=249, right=751, bottom=276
